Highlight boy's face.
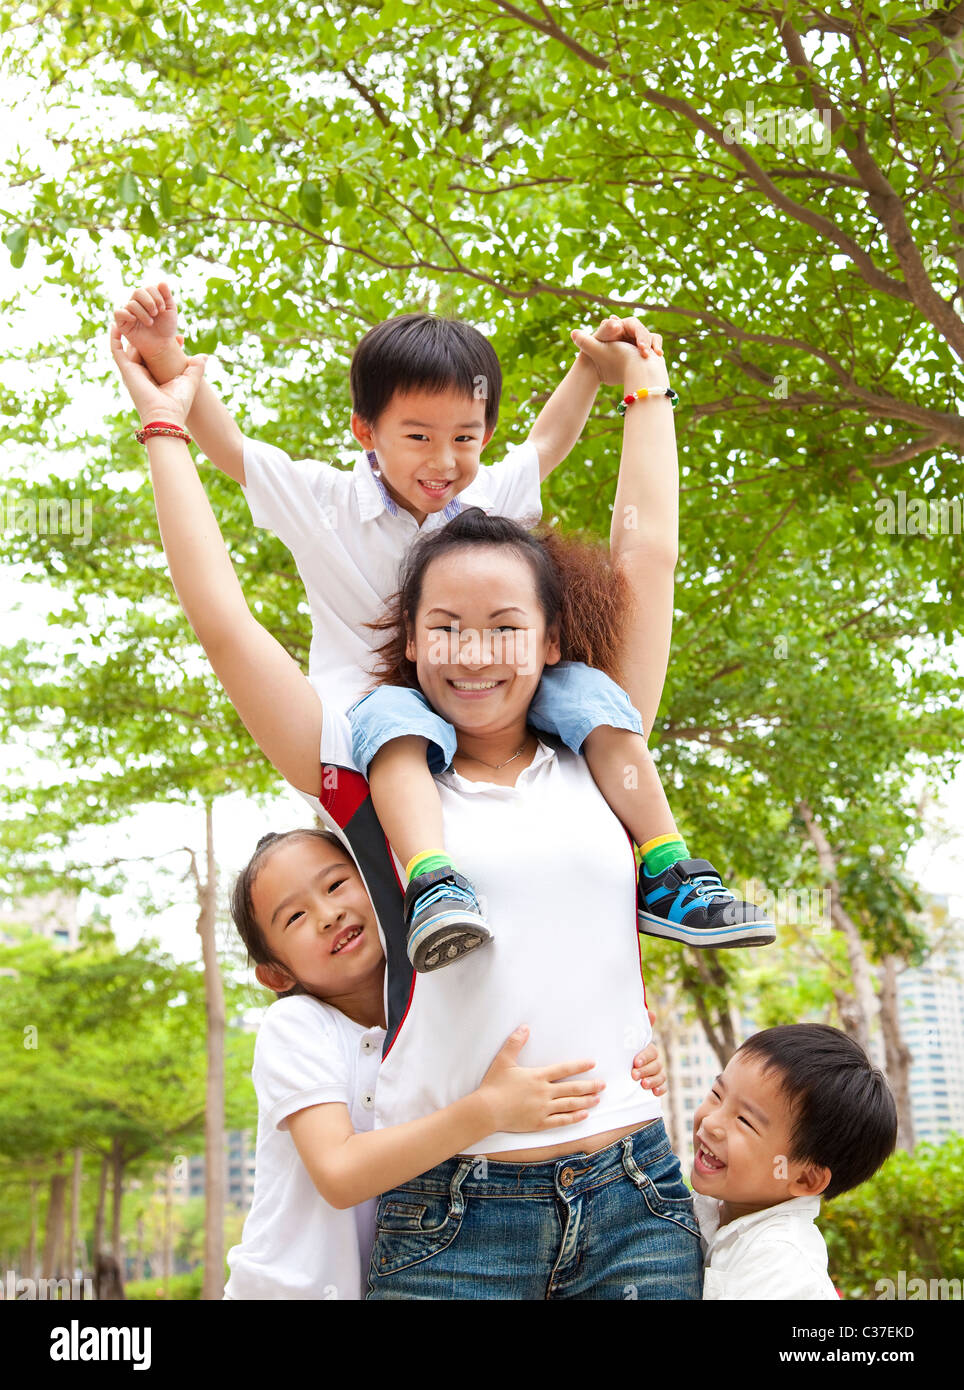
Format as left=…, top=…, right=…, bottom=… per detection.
left=252, top=838, right=384, bottom=1004
left=351, top=386, right=494, bottom=523
left=691, top=1048, right=829, bottom=1221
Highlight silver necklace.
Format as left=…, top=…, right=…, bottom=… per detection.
left=454, top=735, right=532, bottom=771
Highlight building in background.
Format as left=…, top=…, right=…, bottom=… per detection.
left=899, top=901, right=964, bottom=1145
left=0, top=890, right=79, bottom=949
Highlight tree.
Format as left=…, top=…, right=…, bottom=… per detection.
left=1, top=0, right=961, bottom=1100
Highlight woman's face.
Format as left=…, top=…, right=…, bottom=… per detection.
left=251, top=836, right=383, bottom=998
left=406, top=546, right=561, bottom=736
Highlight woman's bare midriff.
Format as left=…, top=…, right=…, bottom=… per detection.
left=473, top=1117, right=657, bottom=1165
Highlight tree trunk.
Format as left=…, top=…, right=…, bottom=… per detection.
left=93, top=1151, right=109, bottom=1266
left=67, top=1147, right=83, bottom=1286
left=42, top=1157, right=66, bottom=1280
left=27, top=1180, right=39, bottom=1280
left=110, top=1136, right=125, bottom=1297
left=878, top=954, right=915, bottom=1152
left=133, top=1216, right=145, bottom=1282
left=163, top=1164, right=174, bottom=1284
left=797, top=801, right=877, bottom=1054
left=686, top=953, right=739, bottom=1068
left=196, top=802, right=226, bottom=1301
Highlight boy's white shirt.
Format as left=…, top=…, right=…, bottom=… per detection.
left=241, top=437, right=543, bottom=712
left=224, top=994, right=385, bottom=1301
left=693, top=1191, right=840, bottom=1300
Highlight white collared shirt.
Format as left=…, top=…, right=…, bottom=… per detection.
left=241, top=438, right=543, bottom=713
left=224, top=994, right=385, bottom=1301
left=693, top=1192, right=840, bottom=1300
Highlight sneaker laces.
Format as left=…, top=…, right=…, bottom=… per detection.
left=414, top=880, right=477, bottom=915
left=684, top=871, right=736, bottom=907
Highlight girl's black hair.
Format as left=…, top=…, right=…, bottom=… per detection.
left=349, top=312, right=501, bottom=433
left=230, top=828, right=348, bottom=998
left=737, top=1024, right=898, bottom=1200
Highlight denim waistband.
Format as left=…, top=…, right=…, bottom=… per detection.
left=395, top=1119, right=672, bottom=1201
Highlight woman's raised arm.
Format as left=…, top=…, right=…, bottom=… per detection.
left=110, top=328, right=323, bottom=794
left=606, top=331, right=679, bottom=738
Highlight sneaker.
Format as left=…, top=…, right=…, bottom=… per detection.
left=404, top=867, right=493, bottom=972
left=637, top=858, right=775, bottom=948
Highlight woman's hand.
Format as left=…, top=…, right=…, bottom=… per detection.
left=109, top=322, right=207, bottom=429
left=476, top=1026, right=605, bottom=1133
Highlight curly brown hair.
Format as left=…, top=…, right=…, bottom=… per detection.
left=366, top=508, right=630, bottom=691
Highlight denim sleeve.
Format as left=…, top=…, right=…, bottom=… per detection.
left=527, top=661, right=643, bottom=755
left=347, top=686, right=458, bottom=777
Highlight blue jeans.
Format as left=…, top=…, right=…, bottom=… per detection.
left=348, top=661, right=644, bottom=777
left=365, top=1119, right=703, bottom=1300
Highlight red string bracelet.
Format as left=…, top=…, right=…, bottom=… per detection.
left=135, top=421, right=192, bottom=444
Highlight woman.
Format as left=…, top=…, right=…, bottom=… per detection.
left=110, top=328, right=700, bottom=1300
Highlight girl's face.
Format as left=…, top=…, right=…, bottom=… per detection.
left=251, top=837, right=383, bottom=1000
left=406, top=547, right=561, bottom=737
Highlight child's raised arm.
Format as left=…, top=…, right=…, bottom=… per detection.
left=287, top=1027, right=603, bottom=1210
left=109, top=327, right=322, bottom=793
left=572, top=321, right=678, bottom=737
left=114, top=283, right=246, bottom=485
left=525, top=314, right=654, bottom=482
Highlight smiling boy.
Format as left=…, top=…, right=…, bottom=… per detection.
left=690, top=1024, right=897, bottom=1300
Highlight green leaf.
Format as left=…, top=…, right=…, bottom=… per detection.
left=158, top=179, right=174, bottom=218
left=298, top=180, right=323, bottom=226
left=118, top=171, right=139, bottom=205
left=138, top=203, right=159, bottom=237
left=333, top=172, right=357, bottom=208
left=190, top=163, right=208, bottom=187
left=235, top=117, right=253, bottom=147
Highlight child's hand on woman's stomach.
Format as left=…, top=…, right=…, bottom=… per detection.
left=475, top=1025, right=605, bottom=1134
left=631, top=1010, right=667, bottom=1096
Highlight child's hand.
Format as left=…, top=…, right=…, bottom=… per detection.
left=109, top=323, right=207, bottom=430
left=572, top=315, right=670, bottom=391
left=631, top=1009, right=667, bottom=1096
left=114, top=282, right=182, bottom=367
left=477, top=1025, right=605, bottom=1133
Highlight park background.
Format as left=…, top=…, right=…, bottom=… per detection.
left=0, top=0, right=962, bottom=1301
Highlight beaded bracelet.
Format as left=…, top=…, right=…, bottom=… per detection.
left=617, top=387, right=679, bottom=415
left=135, top=421, right=192, bottom=445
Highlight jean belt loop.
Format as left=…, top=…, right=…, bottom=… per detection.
left=449, top=1156, right=476, bottom=1219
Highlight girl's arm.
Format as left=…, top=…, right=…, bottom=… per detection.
left=572, top=324, right=679, bottom=737
left=110, top=327, right=322, bottom=793
left=287, top=1027, right=603, bottom=1210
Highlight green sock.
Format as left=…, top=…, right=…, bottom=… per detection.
left=405, top=850, right=456, bottom=885
left=640, top=834, right=689, bottom=876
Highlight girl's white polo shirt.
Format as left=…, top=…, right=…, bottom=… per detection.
left=224, top=993, right=385, bottom=1301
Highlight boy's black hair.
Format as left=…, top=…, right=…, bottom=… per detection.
left=736, top=1024, right=898, bottom=1200
left=349, top=312, right=501, bottom=433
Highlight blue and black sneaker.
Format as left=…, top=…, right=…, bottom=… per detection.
left=404, top=867, right=493, bottom=972
left=637, top=858, right=775, bottom=949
